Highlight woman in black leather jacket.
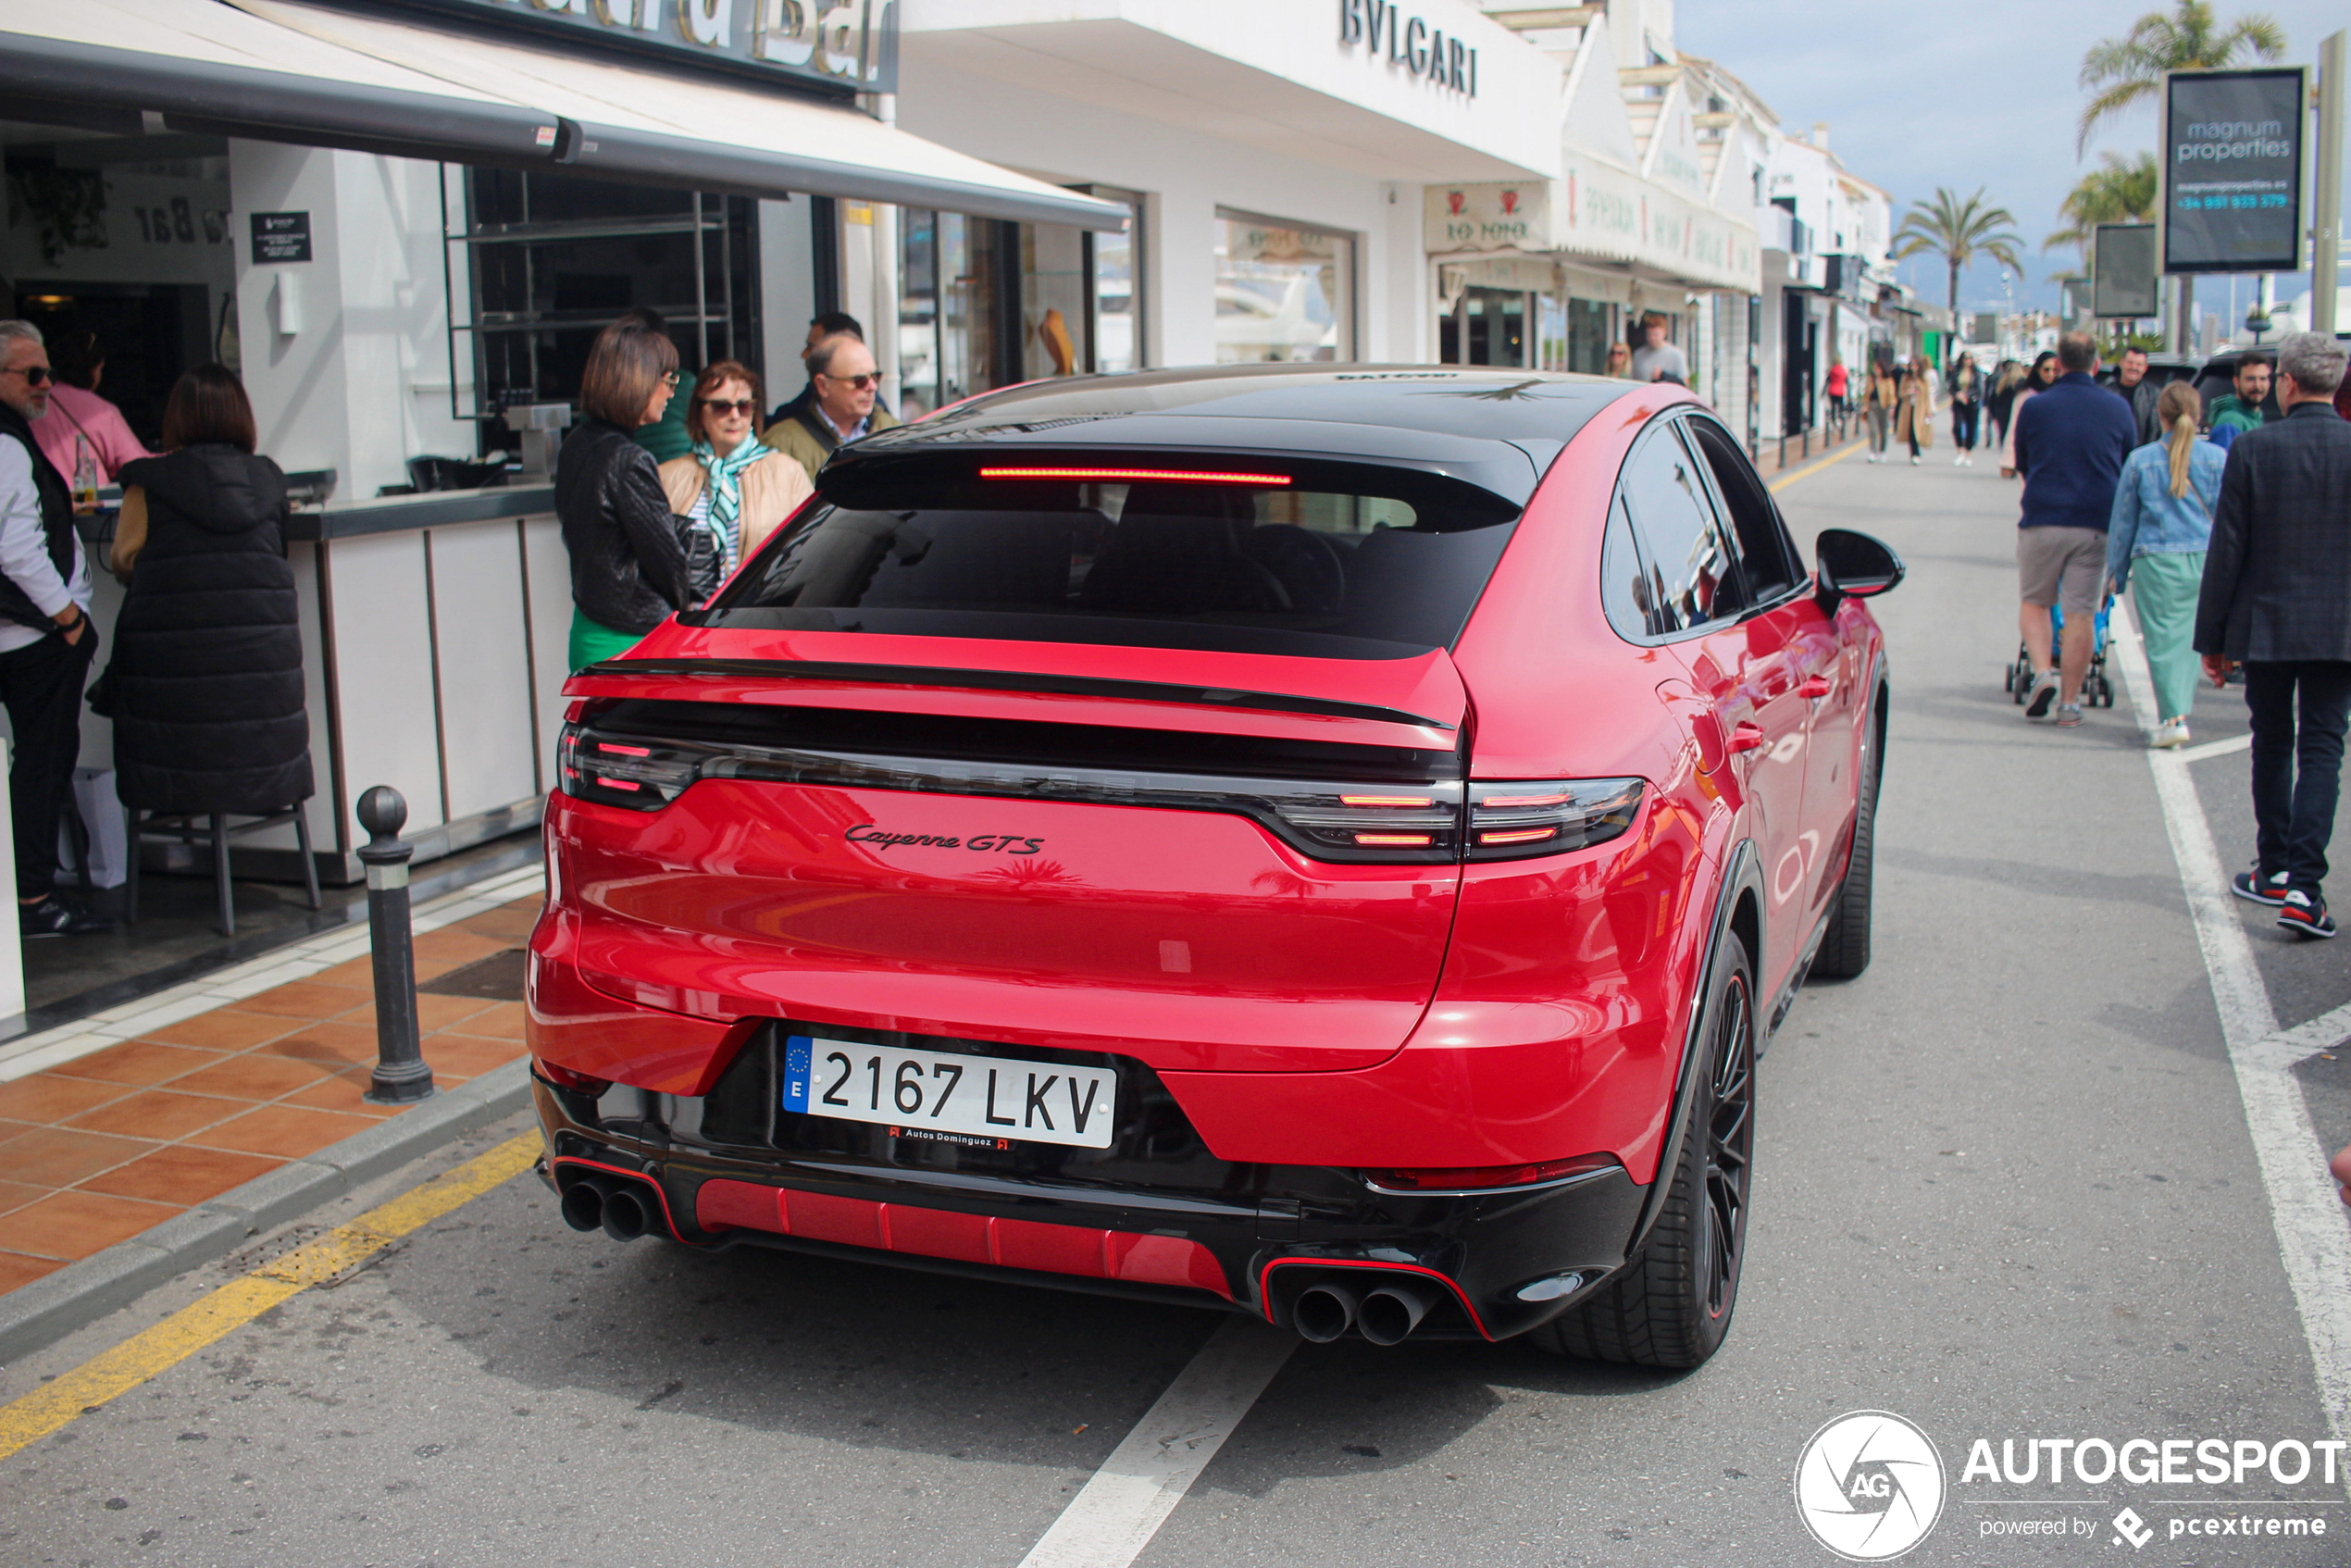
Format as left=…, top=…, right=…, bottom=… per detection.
left=555, top=316, right=690, bottom=670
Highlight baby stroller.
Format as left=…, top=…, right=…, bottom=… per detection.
left=2005, top=597, right=2117, bottom=708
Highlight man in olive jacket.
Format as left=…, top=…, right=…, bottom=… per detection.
left=761, top=334, right=899, bottom=479
left=2195, top=332, right=2351, bottom=938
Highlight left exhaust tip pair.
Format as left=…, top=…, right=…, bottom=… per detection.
left=559, top=1174, right=660, bottom=1243
left=1291, top=1278, right=1436, bottom=1346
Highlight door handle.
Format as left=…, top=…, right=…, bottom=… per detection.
left=1798, top=675, right=1833, bottom=700
left=1727, top=721, right=1767, bottom=754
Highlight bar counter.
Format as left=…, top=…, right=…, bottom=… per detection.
left=80, top=484, right=566, bottom=886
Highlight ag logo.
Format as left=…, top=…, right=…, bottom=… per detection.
left=1793, top=1411, right=1946, bottom=1561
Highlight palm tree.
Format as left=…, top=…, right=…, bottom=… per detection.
left=2045, top=151, right=2160, bottom=254
left=1891, top=188, right=2026, bottom=320
left=2078, top=0, right=2286, bottom=151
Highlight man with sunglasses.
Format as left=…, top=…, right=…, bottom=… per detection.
left=761, top=332, right=899, bottom=479
left=0, top=321, right=106, bottom=935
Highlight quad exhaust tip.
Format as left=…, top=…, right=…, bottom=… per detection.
left=1289, top=1276, right=1442, bottom=1345
left=558, top=1174, right=658, bottom=1242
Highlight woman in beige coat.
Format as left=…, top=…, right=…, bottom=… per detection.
left=1893, top=359, right=1935, bottom=466
left=657, top=360, right=813, bottom=588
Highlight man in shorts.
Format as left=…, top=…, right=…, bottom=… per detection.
left=2012, top=331, right=2138, bottom=726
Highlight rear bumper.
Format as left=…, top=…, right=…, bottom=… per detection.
left=531, top=1071, right=1648, bottom=1342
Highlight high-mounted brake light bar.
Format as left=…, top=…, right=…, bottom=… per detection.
left=976, top=467, right=1292, bottom=485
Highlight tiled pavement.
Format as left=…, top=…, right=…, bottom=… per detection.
left=0, top=889, right=541, bottom=1295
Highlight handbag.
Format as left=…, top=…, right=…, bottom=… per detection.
left=671, top=512, right=722, bottom=604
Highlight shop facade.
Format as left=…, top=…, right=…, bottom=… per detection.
left=0, top=0, right=1124, bottom=905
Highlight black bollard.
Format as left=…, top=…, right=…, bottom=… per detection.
left=359, top=786, right=435, bottom=1105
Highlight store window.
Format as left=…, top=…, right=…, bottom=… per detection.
left=1214, top=211, right=1353, bottom=364
left=1564, top=297, right=1613, bottom=375
left=1441, top=287, right=1526, bottom=367
left=898, top=192, right=1146, bottom=417
left=460, top=168, right=758, bottom=442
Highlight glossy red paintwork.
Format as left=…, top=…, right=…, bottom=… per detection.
left=527, top=379, right=1885, bottom=1182
left=692, top=1176, right=1232, bottom=1298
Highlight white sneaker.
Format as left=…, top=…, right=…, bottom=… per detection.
left=1909, top=454, right=1921, bottom=466
left=2150, top=719, right=2190, bottom=749
left=1953, top=454, right=1966, bottom=466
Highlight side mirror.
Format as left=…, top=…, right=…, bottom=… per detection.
left=1815, top=528, right=1905, bottom=612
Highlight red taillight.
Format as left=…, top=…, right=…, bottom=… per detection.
left=596, top=742, right=652, bottom=757
left=1353, top=832, right=1433, bottom=847
left=1476, top=827, right=1555, bottom=846
left=1366, top=1154, right=1619, bottom=1192
left=536, top=1060, right=612, bottom=1096
left=1464, top=778, right=1644, bottom=862
left=1339, top=793, right=1437, bottom=808
left=977, top=466, right=1292, bottom=485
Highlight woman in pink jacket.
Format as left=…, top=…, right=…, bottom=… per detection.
left=35, top=330, right=152, bottom=496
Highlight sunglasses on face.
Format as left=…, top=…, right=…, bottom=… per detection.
left=659, top=370, right=680, bottom=387
left=698, top=397, right=758, bottom=417
left=821, top=371, right=880, bottom=391
left=2, top=365, right=52, bottom=386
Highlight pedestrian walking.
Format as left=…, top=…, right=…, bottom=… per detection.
left=34, top=330, right=150, bottom=499
left=106, top=366, right=312, bottom=825
left=1862, top=355, right=1898, bottom=463
left=0, top=320, right=106, bottom=935
left=1895, top=358, right=1935, bottom=466
left=2012, top=332, right=2137, bottom=728
left=2193, top=331, right=2351, bottom=938
left=1825, top=356, right=1849, bottom=438
left=762, top=334, right=900, bottom=477
left=2106, top=381, right=2222, bottom=749
left=657, top=360, right=812, bottom=585
left=2208, top=353, right=2270, bottom=452
left=1986, top=357, right=2026, bottom=456
left=555, top=315, right=694, bottom=673
left=1948, top=352, right=1982, bottom=466
left=1998, top=351, right=2059, bottom=477
left=1630, top=314, right=1688, bottom=384
left=2108, top=345, right=2163, bottom=446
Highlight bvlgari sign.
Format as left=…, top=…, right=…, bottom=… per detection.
left=344, top=0, right=898, bottom=93
left=1338, top=0, right=1478, bottom=96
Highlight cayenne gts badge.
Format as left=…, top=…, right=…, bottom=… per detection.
left=844, top=825, right=1045, bottom=854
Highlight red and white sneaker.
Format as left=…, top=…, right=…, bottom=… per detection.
left=2233, top=869, right=2290, bottom=907
left=2278, top=890, right=2337, bottom=940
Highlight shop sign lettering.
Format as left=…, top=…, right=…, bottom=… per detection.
left=1338, top=0, right=1477, bottom=97
left=330, top=0, right=897, bottom=93
left=1425, top=183, right=1549, bottom=252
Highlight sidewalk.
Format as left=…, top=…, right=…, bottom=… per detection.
left=0, top=867, right=543, bottom=1295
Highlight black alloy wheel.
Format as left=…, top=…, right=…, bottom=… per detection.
left=1533, top=934, right=1756, bottom=1368
left=1698, top=968, right=1754, bottom=1323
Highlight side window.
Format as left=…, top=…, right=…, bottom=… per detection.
left=1600, top=496, right=1661, bottom=639
left=1686, top=417, right=1802, bottom=603
left=1620, top=425, right=1746, bottom=635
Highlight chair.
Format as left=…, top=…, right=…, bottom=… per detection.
left=125, top=806, right=322, bottom=937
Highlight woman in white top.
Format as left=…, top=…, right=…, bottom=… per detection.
left=657, top=360, right=813, bottom=591
left=1997, top=351, right=2059, bottom=477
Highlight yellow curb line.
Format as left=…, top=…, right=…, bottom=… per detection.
left=0, top=1132, right=540, bottom=1465
left=1768, top=439, right=1867, bottom=493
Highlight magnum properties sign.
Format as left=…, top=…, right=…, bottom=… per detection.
left=2161, top=66, right=2306, bottom=274
left=339, top=0, right=898, bottom=93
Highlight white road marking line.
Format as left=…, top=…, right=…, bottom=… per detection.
left=1017, top=1316, right=1295, bottom=1568
left=2177, top=732, right=2254, bottom=764
left=2110, top=611, right=2351, bottom=1447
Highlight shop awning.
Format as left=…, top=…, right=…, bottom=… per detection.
left=0, top=0, right=1127, bottom=230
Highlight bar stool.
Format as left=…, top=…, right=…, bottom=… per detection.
left=125, top=806, right=322, bottom=938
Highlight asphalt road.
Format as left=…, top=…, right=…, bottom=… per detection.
left=6, top=448, right=2350, bottom=1568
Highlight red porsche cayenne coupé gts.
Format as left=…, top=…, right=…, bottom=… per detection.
left=529, top=364, right=1901, bottom=1367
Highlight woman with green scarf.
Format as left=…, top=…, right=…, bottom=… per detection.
left=658, top=359, right=814, bottom=591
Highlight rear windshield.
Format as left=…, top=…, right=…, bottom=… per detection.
left=690, top=468, right=1521, bottom=659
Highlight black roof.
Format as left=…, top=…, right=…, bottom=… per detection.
left=828, top=364, right=1640, bottom=506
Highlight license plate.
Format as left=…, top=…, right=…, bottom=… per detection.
left=782, top=1036, right=1116, bottom=1149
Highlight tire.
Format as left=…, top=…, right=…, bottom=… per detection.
left=1533, top=934, right=1756, bottom=1369
left=1808, top=697, right=1881, bottom=981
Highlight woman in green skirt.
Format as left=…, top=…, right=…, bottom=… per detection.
left=554, top=313, right=693, bottom=671
left=2107, top=380, right=2224, bottom=749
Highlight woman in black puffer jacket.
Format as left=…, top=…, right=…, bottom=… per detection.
left=108, top=364, right=311, bottom=817
left=555, top=313, right=692, bottom=670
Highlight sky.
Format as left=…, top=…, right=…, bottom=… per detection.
left=1673, top=0, right=2349, bottom=326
